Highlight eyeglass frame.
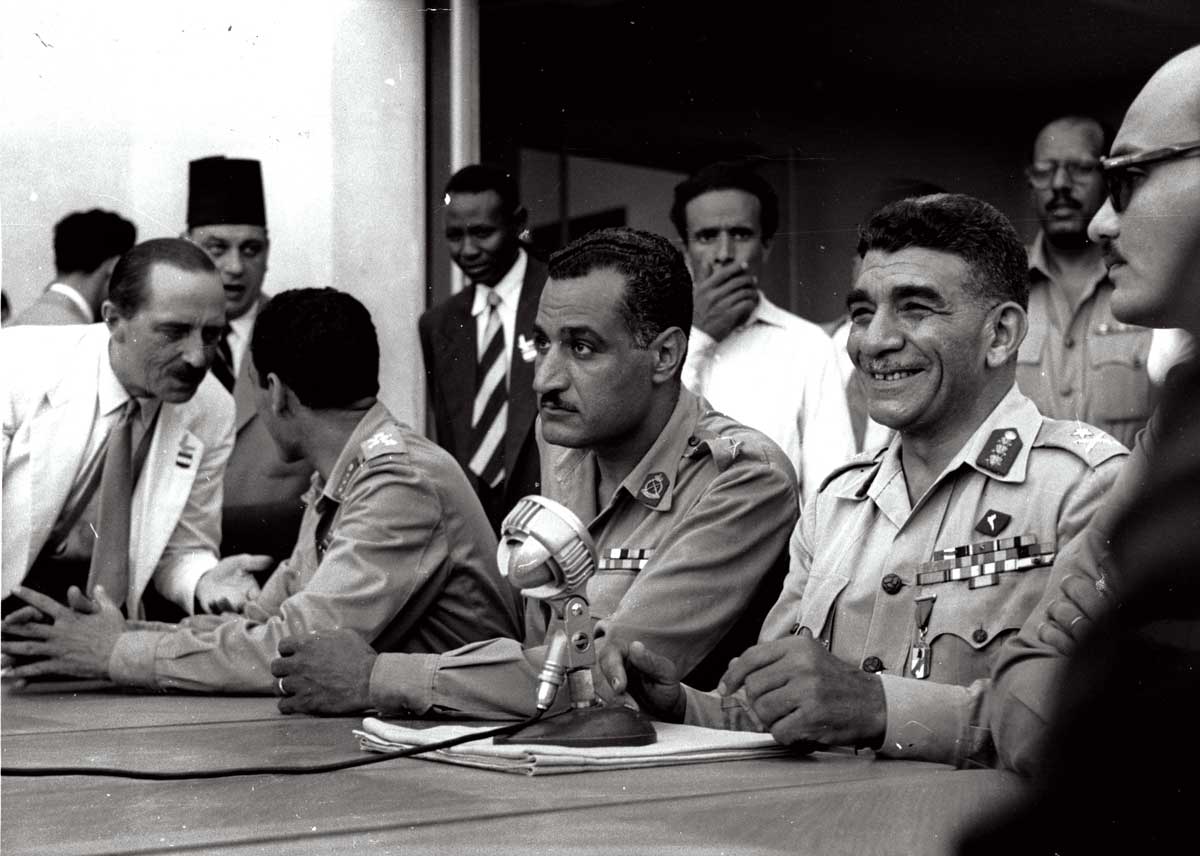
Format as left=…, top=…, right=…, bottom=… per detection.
left=1024, top=159, right=1102, bottom=188
left=1100, top=140, right=1200, bottom=213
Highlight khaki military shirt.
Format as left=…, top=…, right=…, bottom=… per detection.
left=109, top=402, right=521, bottom=693
left=1016, top=232, right=1154, bottom=448
left=368, top=386, right=798, bottom=718
left=684, top=386, right=1126, bottom=767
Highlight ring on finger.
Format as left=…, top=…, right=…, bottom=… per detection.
left=277, top=676, right=287, bottom=696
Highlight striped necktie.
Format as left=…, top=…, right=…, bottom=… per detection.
left=468, top=288, right=507, bottom=488
left=212, top=325, right=236, bottom=392
left=85, top=399, right=138, bottom=608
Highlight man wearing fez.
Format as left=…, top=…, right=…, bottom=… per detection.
left=185, top=156, right=311, bottom=562
left=602, top=195, right=1125, bottom=767
left=2, top=239, right=263, bottom=621
left=269, top=228, right=798, bottom=717
left=2, top=289, right=522, bottom=691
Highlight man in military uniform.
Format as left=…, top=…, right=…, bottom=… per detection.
left=266, top=228, right=798, bottom=717
left=601, top=194, right=1125, bottom=767
left=2, top=289, right=522, bottom=693
left=1016, top=115, right=1154, bottom=448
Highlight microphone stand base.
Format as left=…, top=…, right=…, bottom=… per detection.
left=495, top=705, right=657, bottom=747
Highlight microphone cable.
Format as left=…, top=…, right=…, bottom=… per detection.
left=1, top=709, right=548, bottom=781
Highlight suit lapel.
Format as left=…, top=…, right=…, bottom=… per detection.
left=504, top=259, right=545, bottom=480
left=435, top=289, right=478, bottom=459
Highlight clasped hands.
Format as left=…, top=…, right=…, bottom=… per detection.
left=0, top=554, right=269, bottom=684
left=598, top=630, right=887, bottom=751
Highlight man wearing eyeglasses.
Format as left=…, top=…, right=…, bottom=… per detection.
left=989, top=45, right=1200, bottom=779
left=1016, top=116, right=1153, bottom=449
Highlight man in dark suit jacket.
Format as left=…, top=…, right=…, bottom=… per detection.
left=419, top=165, right=544, bottom=531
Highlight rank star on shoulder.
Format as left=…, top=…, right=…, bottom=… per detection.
left=1070, top=426, right=1095, bottom=443
left=366, top=431, right=398, bottom=449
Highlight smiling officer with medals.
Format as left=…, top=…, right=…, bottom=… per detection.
left=602, top=194, right=1126, bottom=768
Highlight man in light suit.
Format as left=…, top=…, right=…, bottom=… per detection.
left=2, top=238, right=265, bottom=619
left=419, top=164, right=544, bottom=531
left=12, top=209, right=136, bottom=326
left=185, top=156, right=311, bottom=560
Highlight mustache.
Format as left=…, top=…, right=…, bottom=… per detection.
left=1046, top=189, right=1081, bottom=210
left=1100, top=238, right=1126, bottom=269
left=539, top=393, right=576, bottom=411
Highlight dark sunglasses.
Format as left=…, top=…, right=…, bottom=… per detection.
left=1100, top=140, right=1200, bottom=213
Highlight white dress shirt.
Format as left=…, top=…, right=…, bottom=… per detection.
left=48, top=282, right=93, bottom=322
left=470, top=248, right=527, bottom=375
left=225, top=301, right=260, bottom=378
left=683, top=294, right=855, bottom=502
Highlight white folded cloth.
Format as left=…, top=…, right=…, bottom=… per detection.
left=355, top=717, right=792, bottom=776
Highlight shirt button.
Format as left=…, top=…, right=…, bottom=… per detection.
left=881, top=573, right=904, bottom=595
left=1064, top=335, right=1075, bottom=349
left=862, top=656, right=884, bottom=673
left=972, top=628, right=988, bottom=644
left=1059, top=384, right=1073, bottom=397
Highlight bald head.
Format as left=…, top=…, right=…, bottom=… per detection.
left=1087, top=46, right=1200, bottom=332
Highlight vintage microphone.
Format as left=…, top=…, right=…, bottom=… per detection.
left=494, top=495, right=657, bottom=747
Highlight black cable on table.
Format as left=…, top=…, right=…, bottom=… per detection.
left=1, top=710, right=546, bottom=780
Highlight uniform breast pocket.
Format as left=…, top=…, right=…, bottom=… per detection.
left=587, top=568, right=638, bottom=618
left=924, top=568, right=1050, bottom=685
left=1088, top=332, right=1151, bottom=421
left=795, top=573, right=851, bottom=641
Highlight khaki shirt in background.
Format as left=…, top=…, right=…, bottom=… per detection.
left=684, top=385, right=1126, bottom=767
left=368, top=386, right=799, bottom=718
left=109, top=402, right=521, bottom=693
left=1016, top=233, right=1154, bottom=448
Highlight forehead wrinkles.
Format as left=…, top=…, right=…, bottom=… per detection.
left=1034, top=120, right=1103, bottom=159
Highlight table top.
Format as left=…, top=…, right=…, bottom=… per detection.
left=1, top=685, right=1028, bottom=855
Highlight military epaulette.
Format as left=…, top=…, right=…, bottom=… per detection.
left=683, top=425, right=751, bottom=472
left=817, top=445, right=886, bottom=495
left=1034, top=419, right=1129, bottom=469
left=358, top=425, right=409, bottom=468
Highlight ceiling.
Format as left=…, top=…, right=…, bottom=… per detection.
left=479, top=0, right=1200, bottom=170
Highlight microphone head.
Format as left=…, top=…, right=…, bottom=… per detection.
left=498, top=495, right=596, bottom=600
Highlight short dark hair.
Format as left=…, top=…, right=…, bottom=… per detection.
left=54, top=209, right=137, bottom=274
left=1033, top=115, right=1113, bottom=158
left=444, top=164, right=520, bottom=214
left=548, top=227, right=692, bottom=347
left=107, top=238, right=217, bottom=317
left=856, top=194, right=1029, bottom=309
left=669, top=161, right=780, bottom=243
left=251, top=288, right=379, bottom=409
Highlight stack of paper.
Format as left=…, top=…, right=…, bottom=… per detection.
left=355, top=718, right=792, bottom=776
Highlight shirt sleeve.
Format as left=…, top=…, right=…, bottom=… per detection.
left=368, top=446, right=800, bottom=719
left=109, top=458, right=460, bottom=693
left=880, top=451, right=1127, bottom=768
left=151, top=397, right=235, bottom=614
left=798, top=336, right=855, bottom=503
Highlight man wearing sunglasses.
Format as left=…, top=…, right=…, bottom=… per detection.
left=989, top=44, right=1200, bottom=779
left=1016, top=116, right=1154, bottom=449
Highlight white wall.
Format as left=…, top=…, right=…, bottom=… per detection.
left=1, top=0, right=426, bottom=426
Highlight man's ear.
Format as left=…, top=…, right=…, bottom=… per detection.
left=267, top=372, right=291, bottom=416
left=649, top=326, right=689, bottom=384
left=985, top=302, right=1028, bottom=368
left=512, top=206, right=529, bottom=233
left=101, top=300, right=123, bottom=337
left=761, top=235, right=772, bottom=264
